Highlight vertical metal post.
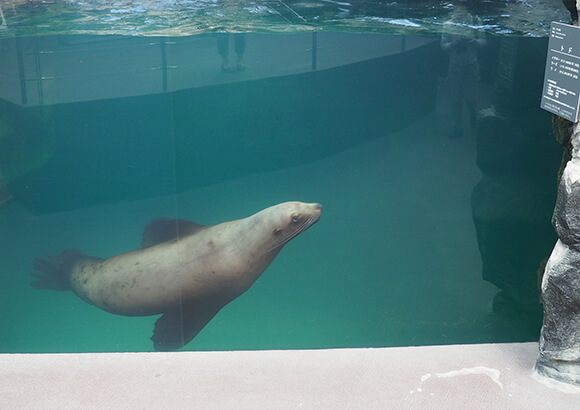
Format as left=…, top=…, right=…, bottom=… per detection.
left=160, top=37, right=168, bottom=92
left=400, top=35, right=406, bottom=52
left=311, top=32, right=317, bottom=71
left=15, top=38, right=28, bottom=105
left=0, top=4, right=6, bottom=28
left=33, top=37, right=44, bottom=105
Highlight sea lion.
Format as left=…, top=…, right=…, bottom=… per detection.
left=31, top=201, right=322, bottom=351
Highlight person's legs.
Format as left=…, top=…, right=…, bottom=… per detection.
left=447, top=63, right=464, bottom=138
left=217, top=35, right=235, bottom=72
left=463, top=63, right=480, bottom=129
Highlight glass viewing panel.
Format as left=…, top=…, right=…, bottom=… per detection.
left=0, top=1, right=569, bottom=352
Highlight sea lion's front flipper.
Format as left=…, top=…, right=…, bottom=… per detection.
left=141, top=218, right=206, bottom=248
left=151, top=302, right=224, bottom=351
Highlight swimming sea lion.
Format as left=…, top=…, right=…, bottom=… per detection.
left=31, top=201, right=322, bottom=351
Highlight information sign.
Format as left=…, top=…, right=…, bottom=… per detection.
left=541, top=22, right=580, bottom=122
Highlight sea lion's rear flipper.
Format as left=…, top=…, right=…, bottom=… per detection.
left=31, top=249, right=88, bottom=291
left=152, top=302, right=224, bottom=351
left=141, top=218, right=206, bottom=248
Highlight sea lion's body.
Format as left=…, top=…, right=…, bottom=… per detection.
left=69, top=218, right=276, bottom=317
left=32, top=201, right=322, bottom=350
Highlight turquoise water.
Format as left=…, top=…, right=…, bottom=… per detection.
left=0, top=1, right=569, bottom=352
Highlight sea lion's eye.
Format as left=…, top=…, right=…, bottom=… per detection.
left=291, top=214, right=300, bottom=223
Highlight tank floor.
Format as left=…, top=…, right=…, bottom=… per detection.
left=2, top=342, right=579, bottom=408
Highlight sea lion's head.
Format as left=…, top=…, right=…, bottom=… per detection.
left=255, top=201, right=322, bottom=254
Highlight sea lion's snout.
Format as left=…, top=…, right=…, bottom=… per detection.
left=311, top=203, right=323, bottom=221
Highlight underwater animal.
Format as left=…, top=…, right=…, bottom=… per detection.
left=31, top=201, right=322, bottom=350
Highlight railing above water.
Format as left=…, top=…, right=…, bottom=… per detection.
left=0, top=33, right=433, bottom=107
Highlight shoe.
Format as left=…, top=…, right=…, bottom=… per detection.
left=221, top=63, right=236, bottom=73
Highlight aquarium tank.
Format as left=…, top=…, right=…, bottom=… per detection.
left=0, top=0, right=570, bottom=353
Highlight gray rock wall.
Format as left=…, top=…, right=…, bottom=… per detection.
left=536, top=130, right=580, bottom=385
left=535, top=1, right=580, bottom=386
left=536, top=151, right=580, bottom=385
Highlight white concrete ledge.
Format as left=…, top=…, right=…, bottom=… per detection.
left=2, top=343, right=579, bottom=409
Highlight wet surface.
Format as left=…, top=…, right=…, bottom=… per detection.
left=0, top=0, right=571, bottom=38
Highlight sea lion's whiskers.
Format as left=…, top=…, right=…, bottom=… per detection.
left=264, top=216, right=317, bottom=254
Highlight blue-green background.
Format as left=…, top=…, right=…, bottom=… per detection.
left=0, top=1, right=569, bottom=352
